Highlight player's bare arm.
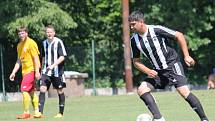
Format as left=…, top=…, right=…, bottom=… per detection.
left=133, top=58, right=158, bottom=78
left=175, top=31, right=195, bottom=67
left=47, top=56, right=65, bottom=70
left=33, top=55, right=41, bottom=80
left=9, top=59, right=21, bottom=81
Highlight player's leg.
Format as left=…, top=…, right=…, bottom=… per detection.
left=38, top=86, right=47, bottom=114
left=22, top=92, right=31, bottom=114
left=15, top=91, right=31, bottom=119
left=30, top=91, right=39, bottom=113
left=172, top=62, right=209, bottom=121
left=176, top=86, right=209, bottom=121
left=38, top=75, right=51, bottom=114
left=55, top=88, right=65, bottom=118
left=17, top=72, right=35, bottom=119
left=138, top=79, right=163, bottom=120
left=25, top=72, right=40, bottom=115
left=52, top=76, right=66, bottom=118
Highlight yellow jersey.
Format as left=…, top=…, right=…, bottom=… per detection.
left=17, top=37, right=40, bottom=75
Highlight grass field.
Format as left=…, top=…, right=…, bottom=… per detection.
left=0, top=90, right=214, bottom=121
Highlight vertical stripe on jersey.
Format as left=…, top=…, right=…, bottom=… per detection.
left=162, top=38, right=168, bottom=52
left=51, top=42, right=54, bottom=65
left=130, top=37, right=134, bottom=58
left=59, top=40, right=67, bottom=55
left=130, top=35, right=141, bottom=58
left=142, top=34, right=160, bottom=70
left=149, top=27, right=168, bottom=69
left=53, top=42, right=58, bottom=77
left=135, top=35, right=156, bottom=67
left=50, top=42, right=55, bottom=76
left=134, top=35, right=147, bottom=57
left=45, top=42, right=49, bottom=74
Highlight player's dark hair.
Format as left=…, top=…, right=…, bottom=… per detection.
left=16, top=26, right=28, bottom=33
left=128, top=10, right=144, bottom=22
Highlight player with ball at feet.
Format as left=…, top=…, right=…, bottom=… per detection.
left=129, top=10, right=209, bottom=121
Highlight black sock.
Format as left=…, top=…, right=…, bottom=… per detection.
left=59, top=93, right=65, bottom=115
left=39, top=92, right=46, bottom=114
left=140, top=92, right=162, bottom=119
left=185, top=93, right=208, bottom=121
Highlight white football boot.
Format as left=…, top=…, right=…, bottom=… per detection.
left=153, top=117, right=165, bottom=121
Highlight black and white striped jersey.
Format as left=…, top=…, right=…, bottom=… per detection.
left=41, top=37, right=67, bottom=77
left=130, top=25, right=179, bottom=70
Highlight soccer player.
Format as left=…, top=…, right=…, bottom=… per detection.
left=9, top=26, right=41, bottom=119
left=37, top=25, right=67, bottom=118
left=129, top=10, right=209, bottom=121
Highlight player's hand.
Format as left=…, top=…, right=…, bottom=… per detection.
left=184, top=56, right=195, bottom=67
left=147, top=69, right=158, bottom=78
left=9, top=73, right=15, bottom=81
left=47, top=64, right=55, bottom=70
left=35, top=71, right=41, bottom=80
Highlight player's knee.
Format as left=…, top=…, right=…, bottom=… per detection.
left=57, top=89, right=64, bottom=94
left=177, top=85, right=190, bottom=98
left=40, top=86, right=47, bottom=93
left=137, top=81, right=151, bottom=96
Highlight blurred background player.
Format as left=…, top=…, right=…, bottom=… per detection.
left=129, top=10, right=209, bottom=121
left=9, top=26, right=41, bottom=119
left=38, top=25, right=67, bottom=118
left=207, top=68, right=215, bottom=89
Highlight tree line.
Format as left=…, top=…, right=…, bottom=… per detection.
left=0, top=0, right=215, bottom=91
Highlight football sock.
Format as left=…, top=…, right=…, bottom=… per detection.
left=31, top=92, right=39, bottom=113
left=39, top=92, right=46, bottom=114
left=23, top=92, right=30, bottom=114
left=58, top=93, right=65, bottom=115
left=185, top=93, right=208, bottom=120
left=140, top=92, right=162, bottom=119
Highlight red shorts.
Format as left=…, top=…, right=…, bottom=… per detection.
left=21, top=71, right=35, bottom=92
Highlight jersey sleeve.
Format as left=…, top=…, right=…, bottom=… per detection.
left=30, top=40, right=40, bottom=57
left=58, top=41, right=67, bottom=57
left=130, top=37, right=140, bottom=58
left=154, top=25, right=176, bottom=40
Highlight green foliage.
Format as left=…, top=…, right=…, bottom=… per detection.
left=185, top=34, right=210, bottom=51
left=84, top=77, right=112, bottom=88
left=1, top=0, right=77, bottom=42
left=115, top=79, right=125, bottom=88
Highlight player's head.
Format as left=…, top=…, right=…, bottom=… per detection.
left=128, top=10, right=144, bottom=22
left=17, top=26, right=28, bottom=41
left=45, top=25, right=55, bottom=41
left=128, top=10, right=145, bottom=34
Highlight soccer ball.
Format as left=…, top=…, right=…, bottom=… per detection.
left=136, top=113, right=152, bottom=121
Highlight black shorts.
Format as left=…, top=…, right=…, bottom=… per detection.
left=144, top=62, right=187, bottom=89
left=40, top=74, right=66, bottom=90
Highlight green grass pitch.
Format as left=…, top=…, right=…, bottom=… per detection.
left=0, top=90, right=214, bottom=121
